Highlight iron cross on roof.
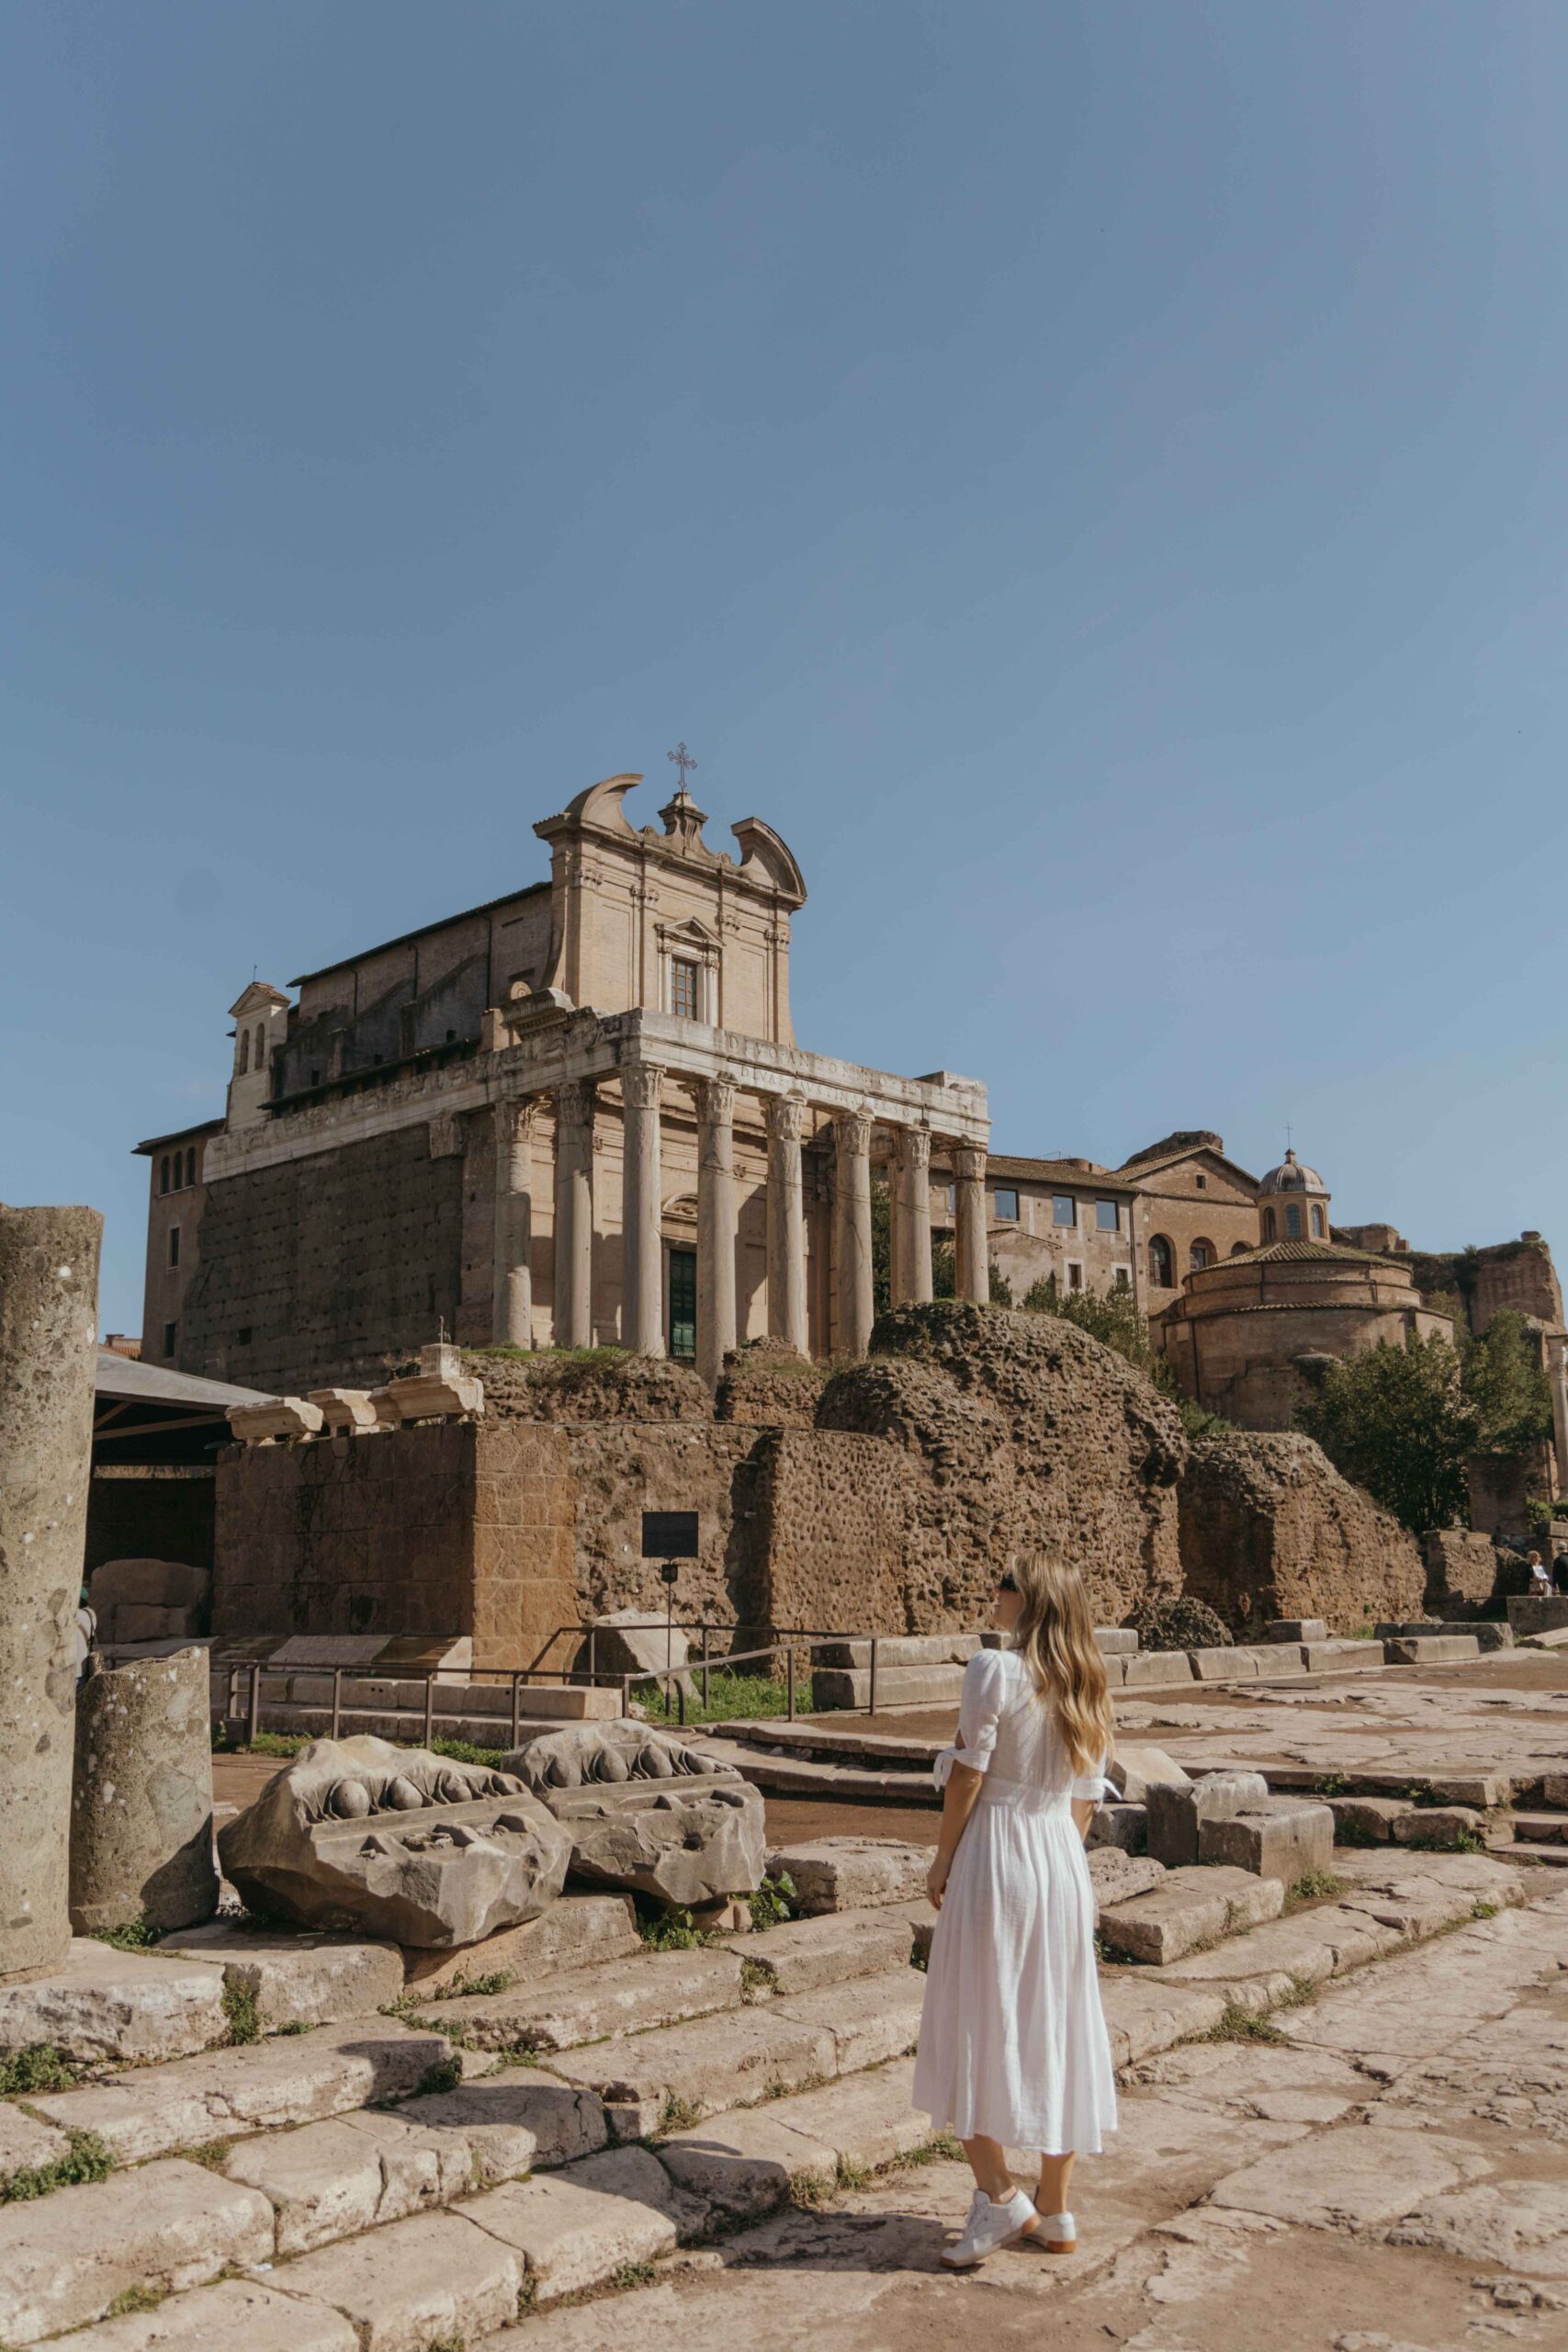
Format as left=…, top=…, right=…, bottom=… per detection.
left=666, top=741, right=698, bottom=793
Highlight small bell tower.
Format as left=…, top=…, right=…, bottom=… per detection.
left=227, top=982, right=291, bottom=1128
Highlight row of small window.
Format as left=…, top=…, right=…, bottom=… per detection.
left=159, top=1148, right=198, bottom=1193
left=1264, top=1204, right=1325, bottom=1241
left=955, top=1187, right=1122, bottom=1234
left=235, top=1022, right=267, bottom=1075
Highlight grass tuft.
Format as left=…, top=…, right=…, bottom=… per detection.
left=427, top=1968, right=515, bottom=2002
left=418, top=2053, right=464, bottom=2096
left=172, top=2138, right=233, bottom=2171
left=639, top=1670, right=820, bottom=1727
left=1472, top=1897, right=1500, bottom=1920
left=0, top=2045, right=77, bottom=2098
left=88, top=1919, right=162, bottom=1951
left=1285, top=1870, right=1348, bottom=1910
left=222, top=1980, right=260, bottom=2046
left=1204, top=2001, right=1289, bottom=2044
left=748, top=1871, right=796, bottom=1933
left=429, top=1736, right=504, bottom=1770
left=739, top=1956, right=773, bottom=1999
left=106, top=2285, right=166, bottom=2320
left=609, top=2261, right=658, bottom=2292
left=0, top=2130, right=114, bottom=2205
left=659, top=2092, right=704, bottom=2132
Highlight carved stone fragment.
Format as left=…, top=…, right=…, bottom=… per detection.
left=218, top=1736, right=570, bottom=1947
left=502, top=1723, right=766, bottom=1910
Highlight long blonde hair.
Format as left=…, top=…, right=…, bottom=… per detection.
left=1010, top=1551, right=1115, bottom=1779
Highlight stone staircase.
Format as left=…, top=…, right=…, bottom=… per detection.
left=0, top=1821, right=1541, bottom=2349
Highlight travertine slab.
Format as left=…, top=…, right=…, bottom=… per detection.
left=1200, top=1799, right=1335, bottom=1882
left=770, top=1968, right=926, bottom=2072
left=400, top=2068, right=607, bottom=2173
left=0, top=2100, right=72, bottom=2189
left=0, top=1939, right=230, bottom=2064
left=400, top=1891, right=639, bottom=1990
left=1146, top=1772, right=1270, bottom=1868
left=457, top=2145, right=693, bottom=2302
left=1107, top=1744, right=1190, bottom=1801
left=1087, top=1847, right=1167, bottom=1914
left=1097, top=1864, right=1283, bottom=1964
left=223, top=2109, right=474, bottom=2255
left=0, top=2158, right=273, bottom=2346
left=276, top=2208, right=521, bottom=2352
left=656, top=2107, right=837, bottom=2216
left=417, top=1947, right=743, bottom=2052
left=1208, top=2122, right=1485, bottom=2229
left=763, top=1837, right=930, bottom=1915
left=1325, top=1794, right=1404, bottom=1842
left=162, top=1922, right=404, bottom=2030
left=776, top=2055, right=934, bottom=2168
left=720, top=1907, right=914, bottom=1996
left=544, top=2006, right=838, bottom=2131
left=69, top=2277, right=357, bottom=2350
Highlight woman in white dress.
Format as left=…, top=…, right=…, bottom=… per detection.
left=912, top=1551, right=1118, bottom=2270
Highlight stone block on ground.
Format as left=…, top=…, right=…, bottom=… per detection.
left=70, top=1646, right=218, bottom=1935
left=1097, top=1975, right=1229, bottom=2070
left=1389, top=1804, right=1503, bottom=1849
left=1094, top=1628, right=1140, bottom=1656
left=222, top=2110, right=475, bottom=2256
left=1199, top=1798, right=1336, bottom=1883
left=1086, top=1800, right=1147, bottom=1853
left=579, top=1608, right=695, bottom=1700
left=808, top=1663, right=965, bottom=1710
left=544, top=2006, right=838, bottom=2134
left=400, top=1891, right=639, bottom=1990
left=764, top=1837, right=930, bottom=1915
left=0, top=1939, right=230, bottom=2065
left=1246, top=1643, right=1307, bottom=1675
left=1096, top=1863, right=1283, bottom=1965
left=1382, top=1633, right=1481, bottom=1664
left=769, top=1968, right=926, bottom=2073
left=1087, top=1848, right=1167, bottom=1916
left=272, top=2207, right=521, bottom=2352
left=1265, top=1619, right=1328, bottom=1643
left=1325, top=1794, right=1404, bottom=1843
left=778, top=2055, right=932, bottom=2169
left=0, top=2158, right=272, bottom=2346
left=502, top=1723, right=765, bottom=1908
left=810, top=1633, right=981, bottom=1670
left=161, top=1923, right=403, bottom=2031
left=1187, top=1645, right=1257, bottom=1681
left=1106, top=1744, right=1190, bottom=1802
left=1122, top=1650, right=1196, bottom=1689
left=1301, top=1639, right=1383, bottom=1672
left=68, top=2278, right=358, bottom=2351
left=218, top=1735, right=571, bottom=1946
left=1145, top=1772, right=1270, bottom=1869
left=28, top=2015, right=454, bottom=2165
left=723, top=1907, right=915, bottom=1996
left=655, top=2105, right=837, bottom=2218
left=400, top=2068, right=607, bottom=2175
left=412, top=1948, right=743, bottom=2052
left=0, top=2102, right=72, bottom=2192
left=455, top=2145, right=694, bottom=2303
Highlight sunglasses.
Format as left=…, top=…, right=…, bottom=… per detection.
left=998, top=1574, right=1019, bottom=1594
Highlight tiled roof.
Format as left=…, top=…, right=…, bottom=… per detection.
left=1218, top=1239, right=1403, bottom=1270
left=984, top=1154, right=1129, bottom=1190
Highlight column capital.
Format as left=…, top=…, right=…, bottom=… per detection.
left=557, top=1079, right=595, bottom=1135
left=695, top=1074, right=738, bottom=1125
left=953, top=1144, right=987, bottom=1182
left=897, top=1126, right=932, bottom=1173
left=621, top=1061, right=666, bottom=1112
left=833, top=1106, right=874, bottom=1158
left=495, top=1095, right=538, bottom=1145
left=765, top=1091, right=808, bottom=1144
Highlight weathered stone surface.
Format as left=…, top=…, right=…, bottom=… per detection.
left=70, top=1648, right=218, bottom=1935
left=657, top=2104, right=838, bottom=2216
left=1086, top=1800, right=1148, bottom=1853
left=1097, top=1864, right=1283, bottom=1964
left=1122, top=1649, right=1197, bottom=1688
left=1200, top=1799, right=1335, bottom=1882
left=0, top=1204, right=100, bottom=1984
left=1386, top=2178, right=1568, bottom=2270
left=1146, top=1772, right=1271, bottom=1868
left=503, top=1723, right=765, bottom=1907
left=770, top=1968, right=926, bottom=2073
left=0, top=2101, right=71, bottom=2190
left=276, top=2207, right=521, bottom=2351
left=307, top=1387, right=384, bottom=1434
left=417, top=1948, right=743, bottom=2052
left=1107, top=1744, right=1191, bottom=1801
left=1097, top=1974, right=1230, bottom=2068
left=1188, top=1645, right=1257, bottom=1680
left=1265, top=1619, right=1328, bottom=1643
left=723, top=1908, right=914, bottom=1996
left=0, top=2157, right=273, bottom=2346
left=28, top=2015, right=453, bottom=2163
left=400, top=1891, right=639, bottom=1991
left=811, top=1633, right=982, bottom=1669
left=1325, top=1794, right=1404, bottom=1843
left=580, top=1606, right=696, bottom=1701
left=223, top=2110, right=474, bottom=2255
left=546, top=2006, right=839, bottom=2132
left=228, top=1396, right=325, bottom=1442
left=0, top=1939, right=229, bottom=2064
left=1088, top=1847, right=1168, bottom=1913
left=70, top=2277, right=359, bottom=2351
left=1208, top=2123, right=1483, bottom=2229
left=162, top=1922, right=404, bottom=2030
left=1382, top=1633, right=1480, bottom=1664
left=811, top=1663, right=966, bottom=1709
left=1389, top=1804, right=1502, bottom=1848
left=87, top=1558, right=211, bottom=1648
left=457, top=2145, right=691, bottom=2302
left=400, top=2068, right=607, bottom=2174
left=219, top=1735, right=570, bottom=1946
left=763, top=1837, right=930, bottom=1915
left=1095, top=1627, right=1141, bottom=1655
left=775, top=2055, right=933, bottom=2168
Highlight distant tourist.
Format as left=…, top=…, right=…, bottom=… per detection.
left=1526, top=1551, right=1552, bottom=1594
left=913, top=1551, right=1117, bottom=2270
left=73, top=1585, right=96, bottom=1678
left=1554, top=1551, right=1568, bottom=1597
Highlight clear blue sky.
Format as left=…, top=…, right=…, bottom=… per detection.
left=5, top=2, right=1564, bottom=1337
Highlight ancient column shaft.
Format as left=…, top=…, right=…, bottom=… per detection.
left=0, top=1204, right=102, bottom=1983
left=491, top=1097, right=536, bottom=1349
left=70, top=1646, right=218, bottom=1934
left=696, top=1076, right=739, bottom=1386
left=893, top=1127, right=934, bottom=1305
left=621, top=1062, right=666, bottom=1355
left=1549, top=1335, right=1568, bottom=1498
left=553, top=1081, right=595, bottom=1349
left=953, top=1145, right=989, bottom=1306
left=835, top=1109, right=875, bottom=1357
left=766, top=1094, right=809, bottom=1351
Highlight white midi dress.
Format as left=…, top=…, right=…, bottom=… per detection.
left=912, top=1645, right=1119, bottom=2153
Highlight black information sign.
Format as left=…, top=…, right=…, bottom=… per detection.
left=641, top=1510, right=700, bottom=1560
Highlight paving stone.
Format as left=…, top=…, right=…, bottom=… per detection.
left=1094, top=1628, right=1141, bottom=1656
left=1098, top=1974, right=1229, bottom=2068
left=28, top=2015, right=453, bottom=2163
left=1208, top=2122, right=1485, bottom=2230
left=723, top=1907, right=914, bottom=1995
left=1326, top=1795, right=1404, bottom=1842
left=1389, top=1804, right=1504, bottom=1849
left=1153, top=1904, right=1406, bottom=1996
left=1385, top=2178, right=1568, bottom=2272
left=276, top=2206, right=523, bottom=2351
left=0, top=2099, right=72, bottom=2189
left=0, top=1939, right=230, bottom=2065
left=542, top=2005, right=838, bottom=2132
left=1200, top=1799, right=1335, bottom=1883
left=0, top=2157, right=273, bottom=2346
left=400, top=1892, right=640, bottom=1992
left=162, top=1923, right=404, bottom=2031
left=1097, top=1864, right=1283, bottom=1964
left=769, top=1967, right=926, bottom=2071
left=412, top=1947, right=742, bottom=2052
left=764, top=1837, right=931, bottom=1914
left=1106, top=1743, right=1190, bottom=1800
left=223, top=2109, right=475, bottom=2255
left=776, top=2055, right=933, bottom=2169
left=400, top=2067, right=608, bottom=2174
left=1088, top=1847, right=1167, bottom=1914
left=654, top=2107, right=837, bottom=2217
left=457, top=2144, right=694, bottom=2302
left=1146, top=1772, right=1271, bottom=1868
left=66, top=2278, right=358, bottom=2351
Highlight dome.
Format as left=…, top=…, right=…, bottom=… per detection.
left=1258, top=1148, right=1328, bottom=1196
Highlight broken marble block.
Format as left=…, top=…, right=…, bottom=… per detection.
left=1199, top=1797, right=1335, bottom=1883
left=306, top=1388, right=384, bottom=1434
left=1146, top=1770, right=1270, bottom=1869
left=502, top=1723, right=765, bottom=1910
left=1106, top=1744, right=1192, bottom=1803
left=218, top=1736, right=570, bottom=1948
left=227, top=1396, right=325, bottom=1443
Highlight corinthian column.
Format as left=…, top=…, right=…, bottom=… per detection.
left=765, top=1093, right=809, bottom=1352
left=834, top=1108, right=875, bottom=1357
left=621, top=1061, right=665, bottom=1356
left=1549, top=1333, right=1568, bottom=1500
left=893, top=1126, right=933, bottom=1305
left=695, top=1075, right=738, bottom=1386
left=953, top=1144, right=988, bottom=1306
left=553, top=1080, right=595, bottom=1348
left=491, top=1097, right=536, bottom=1348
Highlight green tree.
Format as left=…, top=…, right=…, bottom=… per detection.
left=989, top=1261, right=1014, bottom=1306
left=1296, top=1335, right=1475, bottom=1533
left=1461, top=1309, right=1554, bottom=1454
left=870, top=1180, right=892, bottom=1318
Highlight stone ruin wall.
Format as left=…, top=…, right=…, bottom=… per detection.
left=1177, top=1430, right=1424, bottom=1635
left=212, top=1304, right=1431, bottom=1664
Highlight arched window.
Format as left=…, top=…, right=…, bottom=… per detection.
left=159, top=1155, right=170, bottom=1194
left=254, top=1023, right=265, bottom=1067
left=1261, top=1207, right=1276, bottom=1242
left=1311, top=1204, right=1325, bottom=1238
left=1190, top=1238, right=1213, bottom=1272
left=1231, top=1241, right=1248, bottom=1255
left=1147, top=1234, right=1174, bottom=1287
left=238, top=1031, right=249, bottom=1075
left=1285, top=1203, right=1303, bottom=1239
left=186, top=1148, right=197, bottom=1188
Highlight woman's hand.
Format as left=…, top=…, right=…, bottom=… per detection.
left=925, top=1855, right=949, bottom=1912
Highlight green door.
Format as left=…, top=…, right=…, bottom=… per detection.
left=669, top=1247, right=697, bottom=1360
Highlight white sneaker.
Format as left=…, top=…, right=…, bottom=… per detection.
left=1032, top=2208, right=1077, bottom=2252
left=940, top=2185, right=1040, bottom=2269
